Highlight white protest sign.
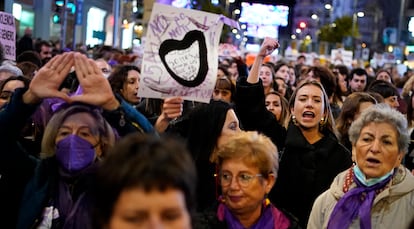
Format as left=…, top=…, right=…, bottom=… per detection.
left=331, top=49, right=353, bottom=67
left=0, top=12, right=16, bottom=61
left=139, top=3, right=225, bottom=103
left=219, top=43, right=240, bottom=57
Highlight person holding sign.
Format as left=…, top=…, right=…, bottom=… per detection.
left=108, top=65, right=184, bottom=133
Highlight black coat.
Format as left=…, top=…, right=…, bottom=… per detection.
left=0, top=89, right=39, bottom=228
left=234, top=79, right=352, bottom=228
left=235, top=77, right=286, bottom=151
left=270, top=122, right=352, bottom=228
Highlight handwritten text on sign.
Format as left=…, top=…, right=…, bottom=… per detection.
left=0, top=12, right=16, bottom=61
left=138, top=3, right=224, bottom=103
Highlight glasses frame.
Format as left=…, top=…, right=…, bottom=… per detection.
left=218, top=172, right=263, bottom=188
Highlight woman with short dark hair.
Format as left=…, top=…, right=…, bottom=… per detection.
left=93, top=134, right=197, bottom=229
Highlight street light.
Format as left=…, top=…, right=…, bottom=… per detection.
left=324, top=3, right=333, bottom=23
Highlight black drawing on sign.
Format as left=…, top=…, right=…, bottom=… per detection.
left=159, top=30, right=208, bottom=87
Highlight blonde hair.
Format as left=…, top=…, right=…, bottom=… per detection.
left=216, top=131, right=278, bottom=178
left=41, top=104, right=116, bottom=159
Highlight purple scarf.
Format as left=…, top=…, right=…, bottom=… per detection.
left=327, top=171, right=393, bottom=229
left=55, top=165, right=96, bottom=229
left=219, top=203, right=275, bottom=229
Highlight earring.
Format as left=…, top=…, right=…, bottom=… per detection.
left=319, top=117, right=326, bottom=127
left=292, top=115, right=298, bottom=125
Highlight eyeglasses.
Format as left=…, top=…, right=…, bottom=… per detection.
left=0, top=91, right=13, bottom=101
left=219, top=172, right=263, bottom=187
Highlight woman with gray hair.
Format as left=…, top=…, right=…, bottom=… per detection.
left=308, top=103, right=414, bottom=229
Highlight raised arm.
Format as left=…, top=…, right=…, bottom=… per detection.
left=247, top=37, right=279, bottom=84
left=235, top=38, right=286, bottom=150
left=0, top=53, right=73, bottom=136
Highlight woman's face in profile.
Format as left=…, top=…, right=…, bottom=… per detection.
left=108, top=187, right=191, bottom=229
left=217, top=109, right=241, bottom=149
left=354, top=122, right=402, bottom=178
left=121, top=70, right=140, bottom=105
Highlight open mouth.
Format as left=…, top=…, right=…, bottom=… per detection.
left=302, top=111, right=315, bottom=118
left=366, top=157, right=380, bottom=164
left=228, top=196, right=242, bottom=202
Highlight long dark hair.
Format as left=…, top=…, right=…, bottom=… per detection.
left=107, top=64, right=140, bottom=95
left=186, top=100, right=232, bottom=161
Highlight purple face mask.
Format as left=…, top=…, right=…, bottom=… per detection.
left=55, top=134, right=96, bottom=174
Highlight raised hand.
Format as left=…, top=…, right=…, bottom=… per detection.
left=258, top=37, right=279, bottom=57
left=162, top=97, right=183, bottom=120
left=70, top=53, right=119, bottom=110
left=23, top=52, right=74, bottom=104
left=247, top=37, right=279, bottom=84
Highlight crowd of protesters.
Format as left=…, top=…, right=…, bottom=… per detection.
left=1, top=31, right=414, bottom=229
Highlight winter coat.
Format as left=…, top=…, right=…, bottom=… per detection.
left=270, top=122, right=352, bottom=228
left=307, top=165, right=414, bottom=229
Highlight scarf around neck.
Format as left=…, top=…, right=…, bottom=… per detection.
left=215, top=195, right=291, bottom=229
left=327, top=166, right=394, bottom=229
left=218, top=202, right=274, bottom=229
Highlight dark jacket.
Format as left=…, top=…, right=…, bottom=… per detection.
left=234, top=79, right=352, bottom=228
left=234, top=77, right=286, bottom=151
left=404, top=129, right=414, bottom=171
left=270, top=122, right=352, bottom=228
left=0, top=89, right=39, bottom=228
left=102, top=93, right=156, bottom=136
left=0, top=89, right=148, bottom=228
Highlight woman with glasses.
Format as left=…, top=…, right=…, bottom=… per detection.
left=194, top=131, right=299, bottom=229
left=169, top=99, right=242, bottom=212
